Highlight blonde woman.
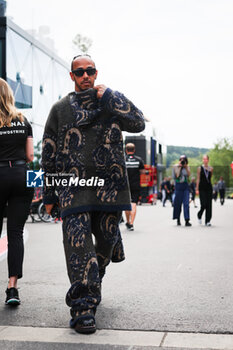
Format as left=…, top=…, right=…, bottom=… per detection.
left=0, top=78, right=34, bottom=305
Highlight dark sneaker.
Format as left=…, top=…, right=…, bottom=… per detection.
left=126, top=223, right=134, bottom=231
left=185, top=220, right=192, bottom=227
left=125, top=222, right=131, bottom=229
left=177, top=219, right=181, bottom=226
left=5, top=288, right=20, bottom=306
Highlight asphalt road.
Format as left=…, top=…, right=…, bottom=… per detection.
left=0, top=199, right=233, bottom=335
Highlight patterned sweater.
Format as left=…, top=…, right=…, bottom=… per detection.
left=42, top=88, right=145, bottom=218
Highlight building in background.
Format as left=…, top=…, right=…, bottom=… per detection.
left=0, top=5, right=166, bottom=188
left=0, top=14, right=72, bottom=142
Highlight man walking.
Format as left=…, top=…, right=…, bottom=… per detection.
left=218, top=176, right=226, bottom=205
left=125, top=143, right=145, bottom=231
left=42, top=55, right=145, bottom=334
left=213, top=182, right=218, bottom=202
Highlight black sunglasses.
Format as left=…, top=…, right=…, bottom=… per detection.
left=72, top=67, right=96, bottom=77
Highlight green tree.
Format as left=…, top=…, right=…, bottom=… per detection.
left=209, top=138, right=233, bottom=187
left=166, top=145, right=209, bottom=168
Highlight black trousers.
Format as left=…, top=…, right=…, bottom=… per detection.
left=62, top=210, right=123, bottom=320
left=213, top=191, right=218, bottom=201
left=219, top=189, right=225, bottom=205
left=0, top=166, right=33, bottom=279
left=198, top=189, right=212, bottom=224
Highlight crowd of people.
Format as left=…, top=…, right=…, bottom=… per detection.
left=125, top=150, right=228, bottom=230
left=159, top=168, right=226, bottom=211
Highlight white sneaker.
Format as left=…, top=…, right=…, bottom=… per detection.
left=198, top=218, right=202, bottom=225
left=206, top=222, right=211, bottom=226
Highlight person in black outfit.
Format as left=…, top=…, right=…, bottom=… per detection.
left=196, top=155, right=213, bottom=226
left=212, top=182, right=218, bottom=202
left=189, top=177, right=197, bottom=208
left=160, top=177, right=167, bottom=206
left=170, top=180, right=175, bottom=206
left=125, top=143, right=145, bottom=231
left=164, top=177, right=172, bottom=206
left=218, top=176, right=226, bottom=205
left=0, top=78, right=34, bottom=305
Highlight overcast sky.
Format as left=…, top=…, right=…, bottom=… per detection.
left=6, top=0, right=233, bottom=148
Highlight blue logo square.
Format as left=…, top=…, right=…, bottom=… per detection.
left=26, top=170, right=44, bottom=187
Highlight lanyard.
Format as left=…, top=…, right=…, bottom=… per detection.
left=203, top=166, right=209, bottom=182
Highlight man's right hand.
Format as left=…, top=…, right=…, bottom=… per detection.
left=94, top=85, right=107, bottom=99
left=45, top=204, right=54, bottom=215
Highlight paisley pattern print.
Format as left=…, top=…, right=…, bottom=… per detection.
left=67, top=252, right=100, bottom=315
left=104, top=90, right=145, bottom=133
left=42, top=133, right=58, bottom=203
left=42, top=88, right=145, bottom=214
left=111, top=232, right=125, bottom=262
left=63, top=211, right=123, bottom=317
left=69, top=91, right=100, bottom=126
left=93, top=142, right=127, bottom=203
left=58, top=123, right=85, bottom=171
left=104, top=123, right=123, bottom=144
left=66, top=213, right=90, bottom=248
left=99, top=213, right=119, bottom=245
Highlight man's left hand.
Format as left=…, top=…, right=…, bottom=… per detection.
left=94, top=85, right=107, bottom=99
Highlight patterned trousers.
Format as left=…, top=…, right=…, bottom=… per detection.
left=62, top=210, right=124, bottom=320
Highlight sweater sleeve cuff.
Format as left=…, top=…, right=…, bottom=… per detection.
left=100, top=88, right=112, bottom=106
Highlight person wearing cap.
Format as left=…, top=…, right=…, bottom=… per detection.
left=42, top=54, right=145, bottom=334
left=172, top=155, right=191, bottom=226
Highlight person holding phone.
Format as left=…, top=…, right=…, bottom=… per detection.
left=172, top=155, right=191, bottom=226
